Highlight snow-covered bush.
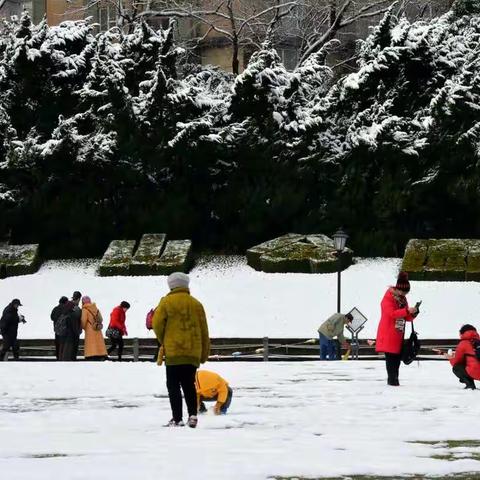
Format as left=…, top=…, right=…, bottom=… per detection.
left=0, top=6, right=480, bottom=256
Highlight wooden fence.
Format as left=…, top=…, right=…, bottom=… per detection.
left=4, top=337, right=459, bottom=361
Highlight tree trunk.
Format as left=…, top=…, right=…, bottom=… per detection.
left=232, top=39, right=239, bottom=75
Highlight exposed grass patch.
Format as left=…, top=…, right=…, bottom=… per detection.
left=409, top=440, right=480, bottom=463
left=23, top=453, right=73, bottom=459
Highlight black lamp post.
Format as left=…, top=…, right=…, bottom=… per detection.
left=333, top=228, right=349, bottom=313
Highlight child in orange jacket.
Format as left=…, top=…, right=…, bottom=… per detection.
left=195, top=370, right=233, bottom=415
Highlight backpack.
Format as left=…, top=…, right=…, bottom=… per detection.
left=91, top=311, right=103, bottom=331
left=402, top=321, right=421, bottom=365
left=470, top=339, right=480, bottom=360
left=146, top=308, right=155, bottom=330
left=54, top=311, right=70, bottom=337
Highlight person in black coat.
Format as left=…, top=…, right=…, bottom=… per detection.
left=58, top=292, right=82, bottom=361
left=50, top=296, right=68, bottom=360
left=0, top=299, right=26, bottom=361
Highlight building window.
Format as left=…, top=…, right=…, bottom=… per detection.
left=98, top=3, right=117, bottom=31
left=278, top=47, right=298, bottom=71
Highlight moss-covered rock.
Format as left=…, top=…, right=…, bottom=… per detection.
left=0, top=244, right=40, bottom=277
left=99, top=234, right=194, bottom=276
left=309, top=247, right=340, bottom=274
left=402, top=238, right=480, bottom=281
left=130, top=234, right=167, bottom=275
left=260, top=242, right=316, bottom=273
left=466, top=240, right=480, bottom=281
left=98, top=240, right=136, bottom=276
left=246, top=234, right=303, bottom=271
left=154, top=240, right=193, bottom=275
left=401, top=239, right=428, bottom=280
left=249, top=234, right=353, bottom=274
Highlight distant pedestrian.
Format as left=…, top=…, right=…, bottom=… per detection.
left=196, top=370, right=233, bottom=415
left=107, top=301, right=130, bottom=361
left=440, top=324, right=480, bottom=390
left=317, top=312, right=353, bottom=360
left=0, top=299, right=26, bottom=361
left=50, top=296, right=68, bottom=360
left=153, top=272, right=210, bottom=428
left=81, top=296, right=107, bottom=361
left=375, top=272, right=419, bottom=386
left=58, top=293, right=83, bottom=361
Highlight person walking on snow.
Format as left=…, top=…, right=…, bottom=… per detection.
left=81, top=296, right=107, bottom=361
left=376, top=272, right=419, bottom=386
left=152, top=272, right=210, bottom=428
left=196, top=370, right=233, bottom=415
left=441, top=324, right=480, bottom=390
left=107, top=301, right=130, bottom=361
left=317, top=312, right=353, bottom=360
left=0, top=299, right=26, bottom=361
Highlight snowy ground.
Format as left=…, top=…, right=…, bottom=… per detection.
left=1, top=256, right=480, bottom=339
left=0, top=361, right=479, bottom=480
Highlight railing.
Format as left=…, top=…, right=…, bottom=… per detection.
left=5, top=337, right=459, bottom=361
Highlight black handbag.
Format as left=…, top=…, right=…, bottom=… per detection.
left=402, top=321, right=421, bottom=365
left=106, top=327, right=121, bottom=340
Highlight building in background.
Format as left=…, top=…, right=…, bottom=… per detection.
left=0, top=0, right=453, bottom=74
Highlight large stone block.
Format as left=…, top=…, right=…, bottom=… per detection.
left=99, top=234, right=194, bottom=277
left=98, top=240, right=136, bottom=277
left=248, top=234, right=353, bottom=274
left=247, top=233, right=303, bottom=271
left=401, top=239, right=427, bottom=280
left=0, top=244, right=40, bottom=277
left=466, top=240, right=480, bottom=281
left=260, top=242, right=316, bottom=273
left=402, top=238, right=480, bottom=282
left=130, top=234, right=167, bottom=276
left=154, top=240, right=193, bottom=275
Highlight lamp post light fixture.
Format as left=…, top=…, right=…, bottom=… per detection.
left=333, top=228, right=349, bottom=313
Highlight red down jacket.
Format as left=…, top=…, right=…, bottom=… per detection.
left=376, top=287, right=414, bottom=354
left=450, top=330, right=480, bottom=380
left=108, top=306, right=128, bottom=336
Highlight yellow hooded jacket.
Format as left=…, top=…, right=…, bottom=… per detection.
left=195, top=370, right=229, bottom=405
left=152, top=287, right=210, bottom=367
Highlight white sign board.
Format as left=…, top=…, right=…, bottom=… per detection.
left=345, top=307, right=368, bottom=334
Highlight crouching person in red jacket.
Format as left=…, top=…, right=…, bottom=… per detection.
left=443, top=324, right=480, bottom=390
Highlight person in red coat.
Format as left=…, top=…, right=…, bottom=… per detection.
left=442, top=324, right=480, bottom=390
left=376, top=272, right=419, bottom=386
left=107, top=301, right=130, bottom=360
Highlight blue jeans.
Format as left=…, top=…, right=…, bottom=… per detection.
left=319, top=333, right=336, bottom=360
left=199, top=387, right=233, bottom=414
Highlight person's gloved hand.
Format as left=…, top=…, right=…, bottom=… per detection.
left=213, top=402, right=223, bottom=415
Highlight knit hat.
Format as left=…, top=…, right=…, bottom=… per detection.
left=395, top=271, right=410, bottom=293
left=81, top=295, right=92, bottom=304
left=167, top=272, right=190, bottom=290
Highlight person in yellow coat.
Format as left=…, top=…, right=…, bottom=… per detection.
left=153, top=272, right=210, bottom=428
left=195, top=370, right=233, bottom=415
left=81, top=296, right=107, bottom=361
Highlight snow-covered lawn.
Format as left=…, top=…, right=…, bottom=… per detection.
left=1, top=256, right=480, bottom=339
left=0, top=361, right=479, bottom=480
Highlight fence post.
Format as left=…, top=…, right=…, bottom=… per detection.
left=133, top=337, right=139, bottom=362
left=263, top=336, right=269, bottom=362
